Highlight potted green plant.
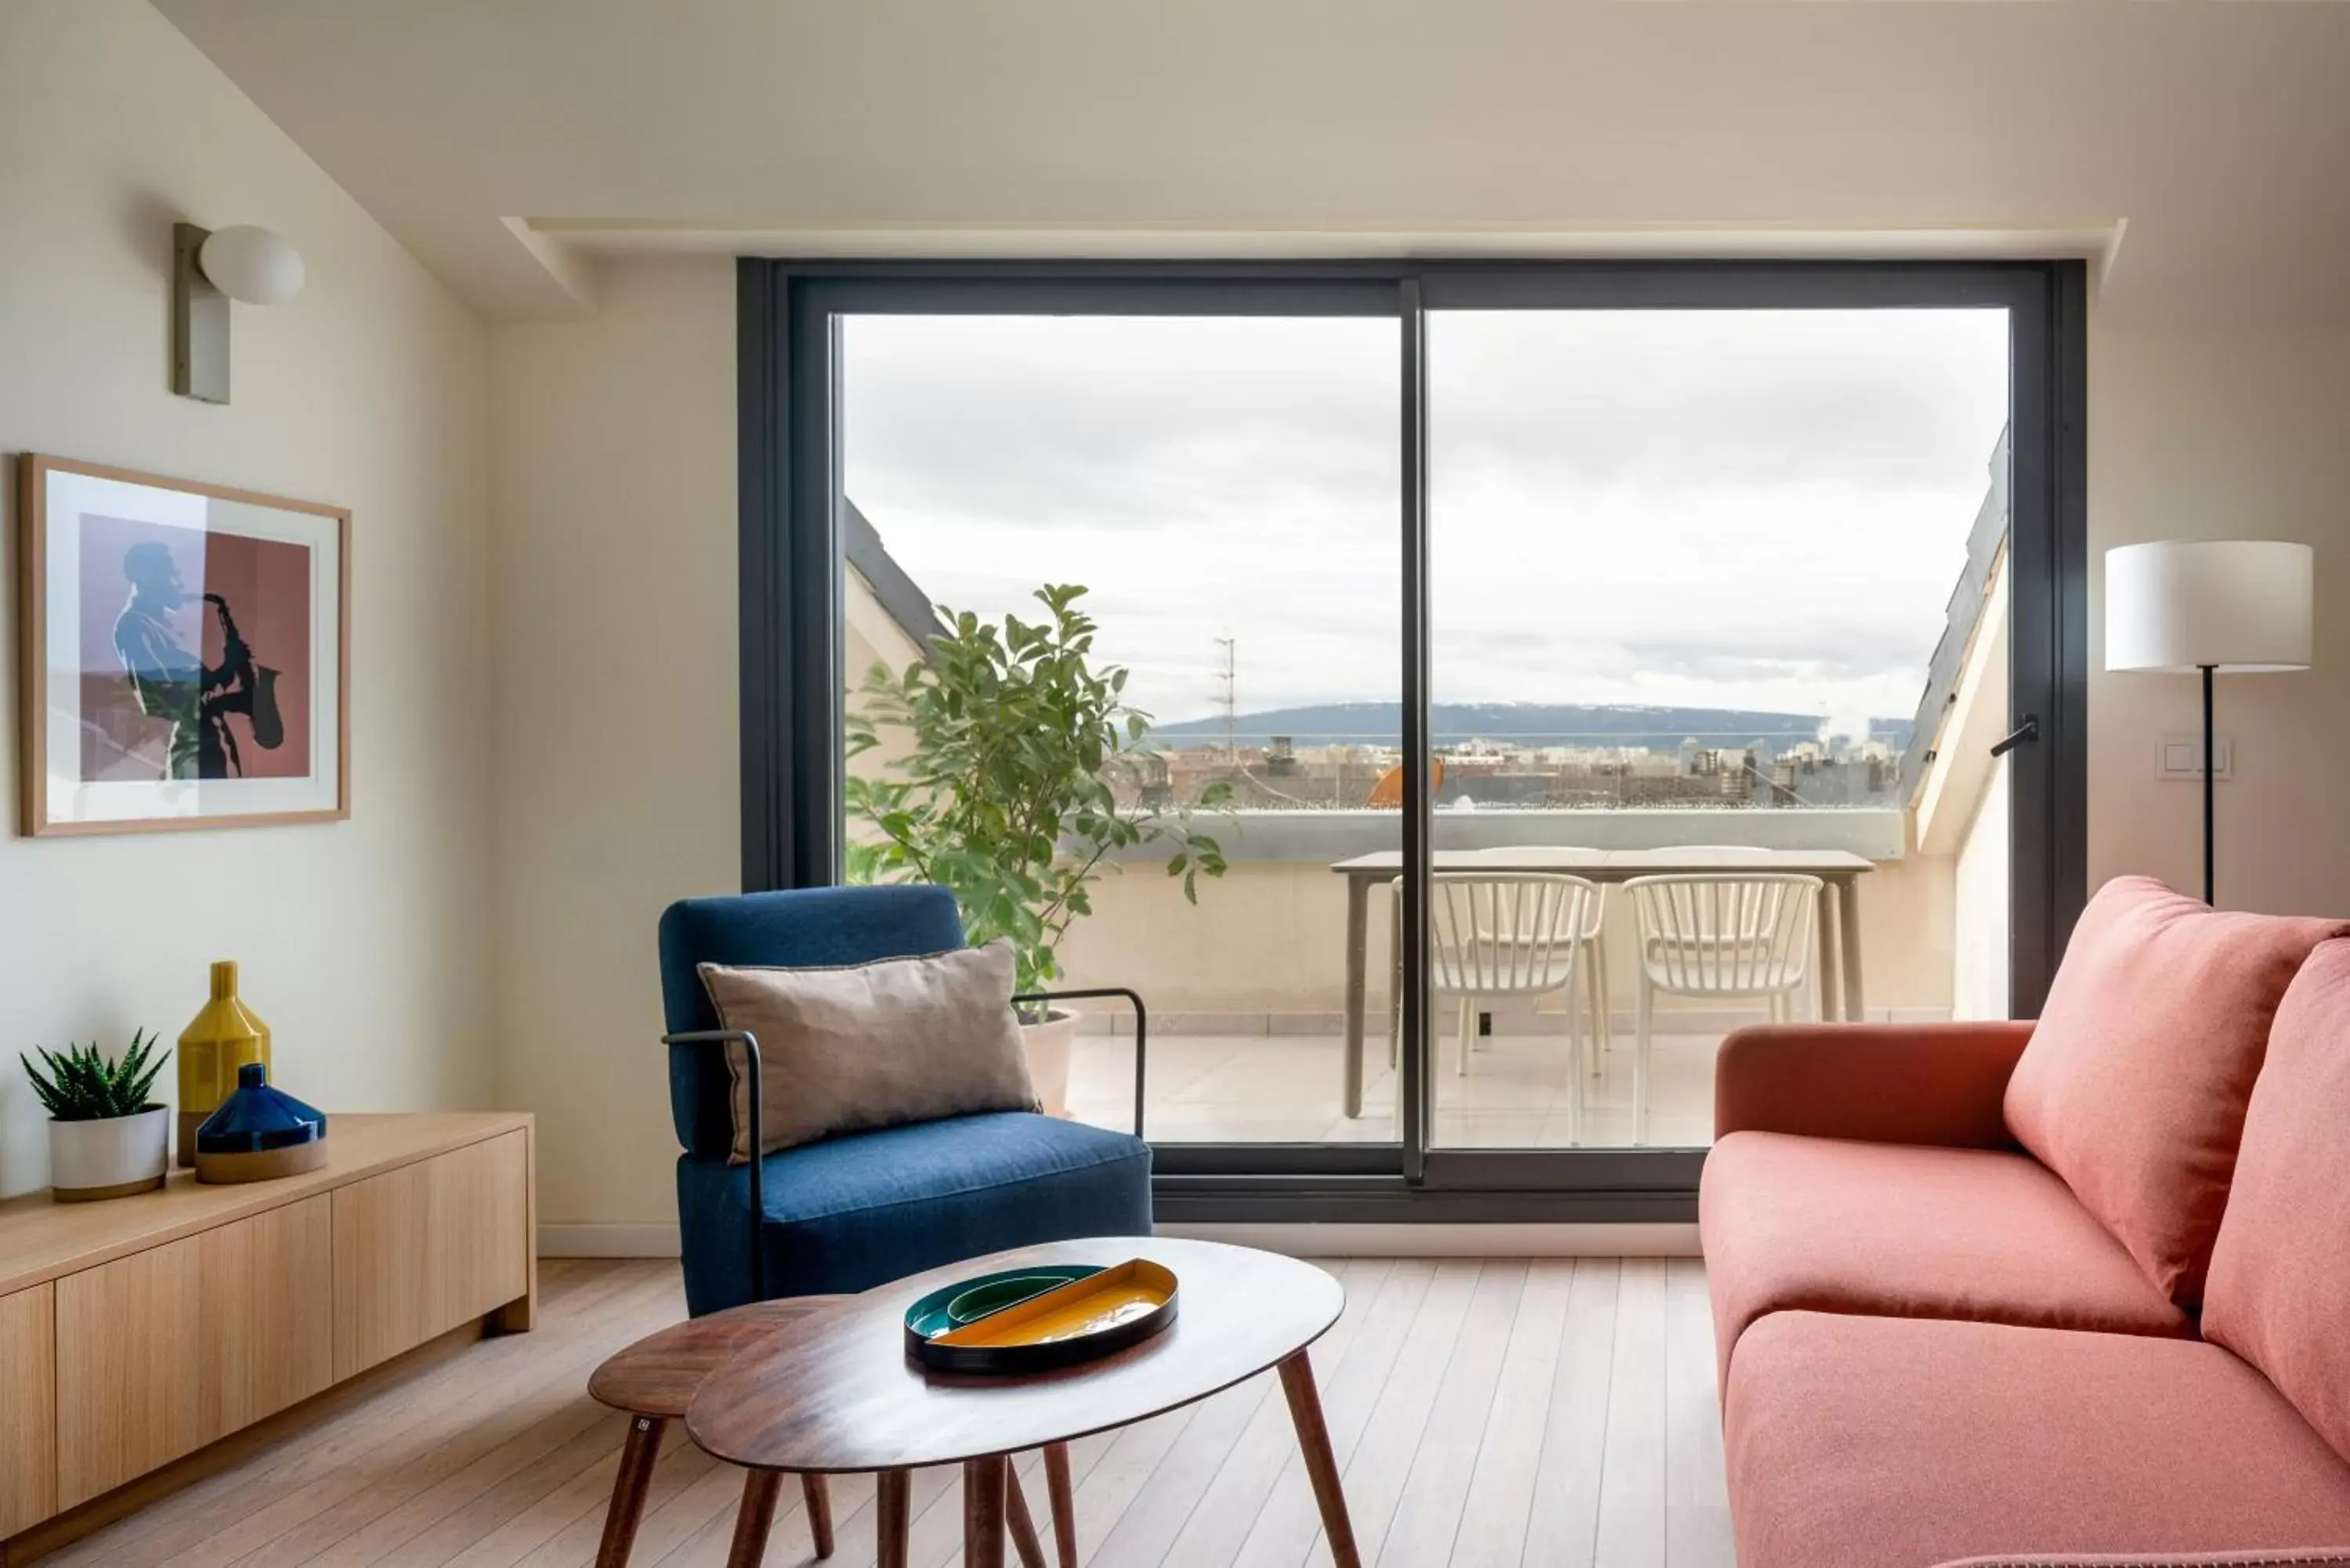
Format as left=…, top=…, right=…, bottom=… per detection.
left=846, top=584, right=1230, bottom=1113
left=21, top=1029, right=172, bottom=1201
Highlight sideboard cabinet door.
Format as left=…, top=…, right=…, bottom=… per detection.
left=0, top=1282, right=57, bottom=1534
left=332, top=1131, right=530, bottom=1380
left=54, top=1194, right=334, bottom=1508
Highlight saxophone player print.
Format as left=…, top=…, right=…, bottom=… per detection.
left=17, top=457, right=348, bottom=835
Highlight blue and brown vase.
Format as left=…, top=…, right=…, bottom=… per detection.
left=193, top=1061, right=327, bottom=1184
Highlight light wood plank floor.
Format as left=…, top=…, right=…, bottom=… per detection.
left=42, top=1256, right=1733, bottom=1568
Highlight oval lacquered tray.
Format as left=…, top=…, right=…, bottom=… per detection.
left=903, top=1259, right=1179, bottom=1375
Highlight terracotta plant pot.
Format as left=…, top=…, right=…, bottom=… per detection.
left=1018, top=1010, right=1078, bottom=1118
left=49, top=1105, right=171, bottom=1201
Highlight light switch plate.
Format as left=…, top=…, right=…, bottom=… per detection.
left=2158, top=736, right=2232, bottom=780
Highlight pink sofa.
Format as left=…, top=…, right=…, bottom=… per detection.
left=1701, top=877, right=2350, bottom=1567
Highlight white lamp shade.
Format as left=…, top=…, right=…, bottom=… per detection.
left=2105, top=540, right=2314, bottom=673
left=197, top=225, right=305, bottom=306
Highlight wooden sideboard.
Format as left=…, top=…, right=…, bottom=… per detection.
left=0, top=1112, right=533, bottom=1543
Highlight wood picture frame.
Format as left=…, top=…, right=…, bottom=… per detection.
left=16, top=455, right=350, bottom=836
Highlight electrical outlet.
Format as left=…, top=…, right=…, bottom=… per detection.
left=2158, top=736, right=2232, bottom=780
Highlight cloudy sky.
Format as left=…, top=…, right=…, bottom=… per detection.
left=841, top=308, right=2008, bottom=741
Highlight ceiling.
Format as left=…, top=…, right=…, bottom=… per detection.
left=152, top=1, right=2350, bottom=323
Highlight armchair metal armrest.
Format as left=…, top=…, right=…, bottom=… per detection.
left=1714, top=1021, right=2036, bottom=1148
left=663, top=1028, right=766, bottom=1300
left=1014, top=986, right=1148, bottom=1137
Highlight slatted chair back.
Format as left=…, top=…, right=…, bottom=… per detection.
left=1625, top=873, right=1821, bottom=998
left=1426, top=873, right=1600, bottom=997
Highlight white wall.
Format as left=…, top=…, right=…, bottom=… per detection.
left=488, top=258, right=739, bottom=1244
left=0, top=2, right=494, bottom=1195
left=2086, top=322, right=2350, bottom=916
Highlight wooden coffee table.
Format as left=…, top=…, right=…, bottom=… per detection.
left=686, top=1236, right=1361, bottom=1568
left=592, top=1295, right=1065, bottom=1568
left=589, top=1298, right=844, bottom=1566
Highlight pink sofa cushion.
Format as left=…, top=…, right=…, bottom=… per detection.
left=1723, top=1312, right=2350, bottom=1568
left=1701, top=1130, right=2188, bottom=1384
left=2204, top=938, right=2350, bottom=1466
left=2003, top=875, right=2348, bottom=1307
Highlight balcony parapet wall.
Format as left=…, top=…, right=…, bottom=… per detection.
left=1096, top=806, right=1907, bottom=865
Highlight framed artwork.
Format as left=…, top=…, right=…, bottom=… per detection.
left=16, top=456, right=349, bottom=836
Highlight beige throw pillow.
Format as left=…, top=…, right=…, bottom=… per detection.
left=697, top=939, right=1038, bottom=1162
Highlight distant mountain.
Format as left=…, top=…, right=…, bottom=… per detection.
left=1148, top=701, right=1912, bottom=751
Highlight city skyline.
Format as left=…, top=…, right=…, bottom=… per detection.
left=1136, top=724, right=1910, bottom=814
left=1144, top=697, right=1914, bottom=748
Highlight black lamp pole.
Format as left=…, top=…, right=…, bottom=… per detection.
left=2200, top=663, right=2216, bottom=906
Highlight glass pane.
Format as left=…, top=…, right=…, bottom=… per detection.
left=838, top=314, right=1402, bottom=1144
left=1426, top=308, right=2012, bottom=1150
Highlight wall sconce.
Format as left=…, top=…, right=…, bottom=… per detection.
left=172, top=222, right=306, bottom=404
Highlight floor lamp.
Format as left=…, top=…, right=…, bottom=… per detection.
left=2105, top=540, right=2314, bottom=905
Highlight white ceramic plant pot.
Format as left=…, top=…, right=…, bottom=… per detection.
left=49, top=1107, right=170, bottom=1202
left=1018, top=1010, right=1078, bottom=1118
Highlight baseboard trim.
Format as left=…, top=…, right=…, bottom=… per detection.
left=539, top=1223, right=684, bottom=1258
left=538, top=1219, right=1699, bottom=1259
left=1150, top=1220, right=1701, bottom=1257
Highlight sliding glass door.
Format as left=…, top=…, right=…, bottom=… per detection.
left=833, top=308, right=1404, bottom=1148
left=739, top=261, right=2085, bottom=1219
left=1423, top=306, right=2013, bottom=1155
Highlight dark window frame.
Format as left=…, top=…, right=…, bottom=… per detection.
left=738, top=257, right=2088, bottom=1224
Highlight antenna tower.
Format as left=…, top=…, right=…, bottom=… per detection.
left=1212, top=636, right=1237, bottom=760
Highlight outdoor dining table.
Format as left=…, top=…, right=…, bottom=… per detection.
left=1327, top=847, right=1877, bottom=1119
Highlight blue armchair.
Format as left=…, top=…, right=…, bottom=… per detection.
left=658, top=883, right=1154, bottom=1316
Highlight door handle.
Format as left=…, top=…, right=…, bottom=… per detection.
left=1990, top=714, right=2040, bottom=757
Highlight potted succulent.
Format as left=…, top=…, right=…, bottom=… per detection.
left=21, top=1029, right=172, bottom=1201
left=846, top=584, right=1229, bottom=1114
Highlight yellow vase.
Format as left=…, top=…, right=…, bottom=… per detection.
left=178, top=960, right=270, bottom=1167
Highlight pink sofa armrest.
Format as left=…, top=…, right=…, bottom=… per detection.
left=1713, top=1021, right=2036, bottom=1148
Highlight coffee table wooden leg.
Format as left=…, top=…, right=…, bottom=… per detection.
left=1005, top=1461, right=1047, bottom=1568
left=725, top=1469, right=783, bottom=1568
left=596, top=1414, right=667, bottom=1568
left=801, top=1473, right=834, bottom=1559
left=1279, top=1352, right=1361, bottom=1568
left=964, top=1454, right=1009, bottom=1568
left=877, top=1469, right=911, bottom=1568
left=1044, top=1442, right=1078, bottom=1568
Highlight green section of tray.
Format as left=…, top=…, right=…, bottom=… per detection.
left=905, top=1264, right=1104, bottom=1342
left=945, top=1273, right=1074, bottom=1326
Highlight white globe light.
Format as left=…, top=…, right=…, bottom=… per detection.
left=198, top=226, right=305, bottom=306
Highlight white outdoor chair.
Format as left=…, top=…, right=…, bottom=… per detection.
left=1623, top=873, right=1823, bottom=1145
left=1385, top=873, right=1603, bottom=1058
left=1382, top=871, right=1606, bottom=1118
left=1411, top=875, right=1603, bottom=1151
left=1458, top=847, right=1611, bottom=1076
